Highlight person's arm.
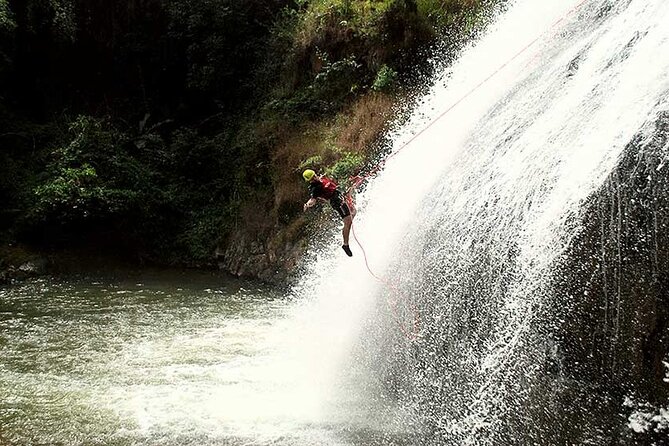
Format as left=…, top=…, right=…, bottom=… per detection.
left=304, top=197, right=318, bottom=211
left=304, top=197, right=328, bottom=211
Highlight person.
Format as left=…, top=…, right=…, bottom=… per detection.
left=302, top=169, right=357, bottom=256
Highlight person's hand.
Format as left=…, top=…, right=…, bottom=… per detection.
left=303, top=202, right=309, bottom=212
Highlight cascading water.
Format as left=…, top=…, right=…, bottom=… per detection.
left=294, top=0, right=669, bottom=444
left=2, top=1, right=668, bottom=445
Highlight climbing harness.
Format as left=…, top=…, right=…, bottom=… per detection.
left=347, top=0, right=592, bottom=341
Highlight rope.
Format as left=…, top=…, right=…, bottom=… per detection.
left=347, top=0, right=591, bottom=340
left=351, top=223, right=421, bottom=341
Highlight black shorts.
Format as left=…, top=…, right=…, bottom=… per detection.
left=330, top=191, right=351, bottom=219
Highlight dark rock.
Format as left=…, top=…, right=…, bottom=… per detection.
left=0, top=247, right=50, bottom=284
left=18, top=259, right=48, bottom=276
left=218, top=227, right=307, bottom=284
left=538, top=112, right=669, bottom=444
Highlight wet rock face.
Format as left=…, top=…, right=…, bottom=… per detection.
left=378, top=113, right=669, bottom=446
left=217, top=223, right=309, bottom=284
left=544, top=112, right=669, bottom=443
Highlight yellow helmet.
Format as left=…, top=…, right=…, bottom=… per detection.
left=302, top=169, right=316, bottom=182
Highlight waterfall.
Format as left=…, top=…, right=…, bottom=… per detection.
left=290, top=0, right=669, bottom=444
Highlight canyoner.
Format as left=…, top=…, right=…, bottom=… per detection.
left=302, top=169, right=357, bottom=257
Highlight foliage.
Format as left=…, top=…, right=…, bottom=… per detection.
left=165, top=0, right=286, bottom=101
left=417, top=0, right=485, bottom=31
left=298, top=149, right=363, bottom=189
left=48, top=0, right=76, bottom=41
left=29, top=116, right=144, bottom=224
left=0, top=0, right=14, bottom=83
left=177, top=206, right=230, bottom=262
left=324, top=151, right=364, bottom=185
left=0, top=0, right=15, bottom=32
left=267, top=52, right=364, bottom=118
left=263, top=0, right=444, bottom=121
left=0, top=0, right=505, bottom=269
left=297, top=0, right=402, bottom=40
left=33, top=164, right=133, bottom=220
left=9, top=0, right=76, bottom=40
left=371, top=64, right=398, bottom=91
left=298, top=155, right=324, bottom=171
left=314, top=54, right=363, bottom=98
left=20, top=114, right=245, bottom=262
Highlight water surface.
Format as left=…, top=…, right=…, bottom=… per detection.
left=0, top=271, right=387, bottom=446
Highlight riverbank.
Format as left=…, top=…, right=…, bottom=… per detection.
left=0, top=244, right=243, bottom=287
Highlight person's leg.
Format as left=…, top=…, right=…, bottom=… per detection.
left=346, top=193, right=357, bottom=219
left=342, top=215, right=352, bottom=245
left=332, top=192, right=354, bottom=256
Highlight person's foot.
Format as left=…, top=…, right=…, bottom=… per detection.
left=342, top=245, right=353, bottom=257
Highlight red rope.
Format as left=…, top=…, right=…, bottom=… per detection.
left=348, top=0, right=590, bottom=340
left=351, top=223, right=421, bottom=341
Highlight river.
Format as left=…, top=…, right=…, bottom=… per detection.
left=0, top=271, right=411, bottom=446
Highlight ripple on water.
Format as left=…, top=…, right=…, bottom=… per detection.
left=0, top=275, right=398, bottom=446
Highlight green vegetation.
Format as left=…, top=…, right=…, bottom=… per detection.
left=0, top=0, right=504, bottom=274
left=0, top=1, right=14, bottom=31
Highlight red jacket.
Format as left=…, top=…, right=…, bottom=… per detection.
left=308, top=176, right=339, bottom=200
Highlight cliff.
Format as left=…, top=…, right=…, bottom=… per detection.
left=540, top=112, right=669, bottom=444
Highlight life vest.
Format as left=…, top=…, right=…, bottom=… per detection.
left=319, top=176, right=338, bottom=199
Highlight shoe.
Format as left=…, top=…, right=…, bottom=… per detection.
left=342, top=245, right=353, bottom=257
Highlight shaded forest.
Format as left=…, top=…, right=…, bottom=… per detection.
left=0, top=0, right=502, bottom=278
